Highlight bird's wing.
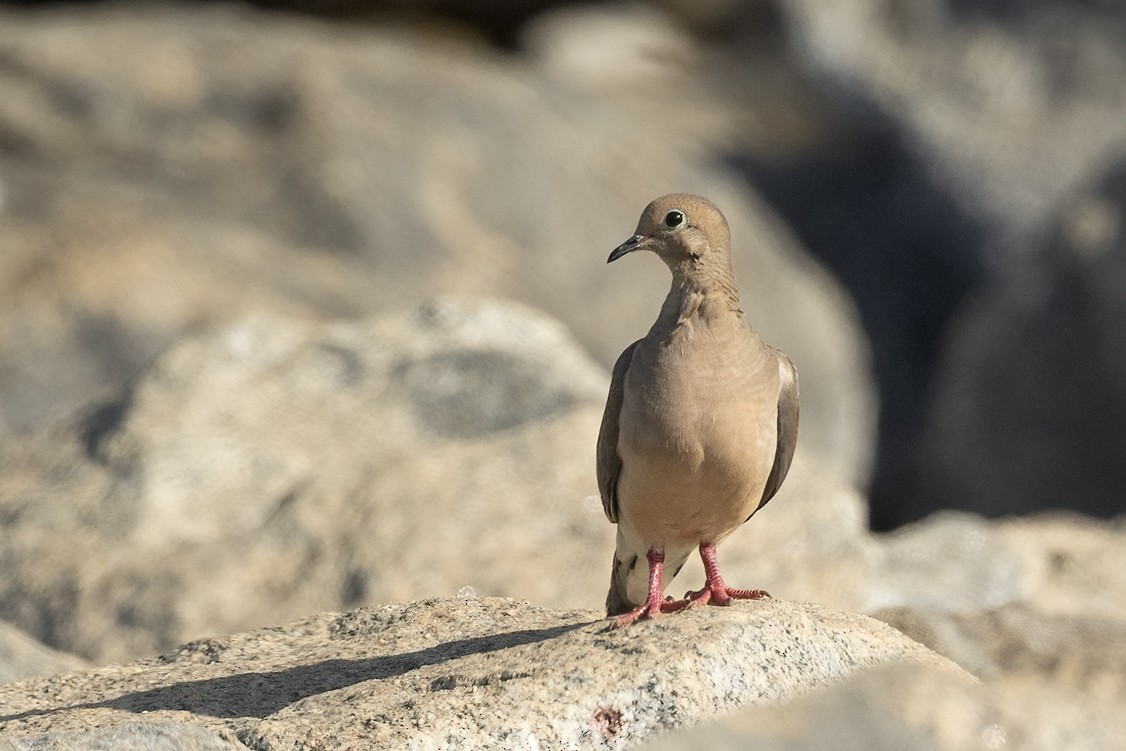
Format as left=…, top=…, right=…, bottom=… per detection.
left=597, top=340, right=640, bottom=524
left=755, top=350, right=799, bottom=512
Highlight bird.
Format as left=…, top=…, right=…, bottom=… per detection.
left=597, top=194, right=799, bottom=627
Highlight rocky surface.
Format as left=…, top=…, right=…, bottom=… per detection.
left=872, top=606, right=1126, bottom=751
left=0, top=2, right=870, bottom=658
left=647, top=656, right=1126, bottom=751
left=0, top=297, right=1120, bottom=747
left=0, top=3, right=1123, bottom=750
left=0, top=624, right=86, bottom=686
left=1, top=0, right=1120, bottom=526
left=646, top=662, right=994, bottom=751
left=650, top=595, right=1126, bottom=750
left=0, top=299, right=604, bottom=662
left=0, top=1, right=873, bottom=485
left=772, top=0, right=1126, bottom=525
left=0, top=298, right=868, bottom=664
left=860, top=510, right=1126, bottom=629
left=0, top=596, right=969, bottom=750
left=0, top=724, right=245, bottom=751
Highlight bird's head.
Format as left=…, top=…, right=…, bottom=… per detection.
left=608, top=194, right=731, bottom=272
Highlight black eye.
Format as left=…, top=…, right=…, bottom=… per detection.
left=664, top=210, right=685, bottom=228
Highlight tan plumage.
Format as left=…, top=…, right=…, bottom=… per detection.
left=597, top=194, right=799, bottom=625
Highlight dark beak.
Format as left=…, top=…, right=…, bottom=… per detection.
left=608, top=234, right=648, bottom=263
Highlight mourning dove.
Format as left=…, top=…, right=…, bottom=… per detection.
left=598, top=194, right=799, bottom=626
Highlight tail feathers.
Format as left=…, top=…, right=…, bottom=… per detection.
left=605, top=553, right=636, bottom=617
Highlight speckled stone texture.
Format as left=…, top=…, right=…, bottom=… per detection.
left=0, top=724, right=247, bottom=751
left=0, top=596, right=968, bottom=750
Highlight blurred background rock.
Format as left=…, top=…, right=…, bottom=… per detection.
left=0, top=0, right=1124, bottom=698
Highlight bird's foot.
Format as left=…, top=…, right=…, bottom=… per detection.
left=612, top=595, right=690, bottom=628
left=683, top=585, right=770, bottom=608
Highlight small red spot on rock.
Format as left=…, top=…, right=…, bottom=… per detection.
left=594, top=705, right=623, bottom=738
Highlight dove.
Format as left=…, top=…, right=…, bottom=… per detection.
left=598, top=194, right=799, bottom=626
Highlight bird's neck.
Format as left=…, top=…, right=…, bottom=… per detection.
left=658, top=261, right=744, bottom=328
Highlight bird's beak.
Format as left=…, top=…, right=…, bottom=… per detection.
left=608, top=234, right=649, bottom=263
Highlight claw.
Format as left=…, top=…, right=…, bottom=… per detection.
left=612, top=596, right=690, bottom=628
left=681, top=543, right=770, bottom=609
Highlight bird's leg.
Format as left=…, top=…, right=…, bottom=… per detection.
left=684, top=542, right=770, bottom=607
left=613, top=548, right=691, bottom=627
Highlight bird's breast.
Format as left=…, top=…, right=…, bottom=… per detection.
left=615, top=332, right=779, bottom=546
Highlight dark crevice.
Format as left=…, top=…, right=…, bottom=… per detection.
left=728, top=108, right=988, bottom=530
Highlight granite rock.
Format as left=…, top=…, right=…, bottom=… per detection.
left=0, top=724, right=247, bottom=751
left=0, top=596, right=969, bottom=749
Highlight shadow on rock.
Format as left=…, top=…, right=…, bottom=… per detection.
left=0, top=621, right=589, bottom=722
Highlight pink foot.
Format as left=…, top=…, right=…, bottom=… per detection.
left=611, top=548, right=691, bottom=628
left=682, top=543, right=770, bottom=608
left=613, top=594, right=689, bottom=627
left=683, top=584, right=770, bottom=607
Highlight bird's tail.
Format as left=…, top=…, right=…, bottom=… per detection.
left=605, top=553, right=635, bottom=617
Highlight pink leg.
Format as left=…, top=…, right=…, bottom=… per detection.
left=683, top=542, right=769, bottom=607
left=613, top=548, right=691, bottom=627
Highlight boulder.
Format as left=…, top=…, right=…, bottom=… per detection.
left=0, top=299, right=600, bottom=661
left=0, top=2, right=873, bottom=484
left=656, top=559, right=1126, bottom=749
left=0, top=724, right=246, bottom=751
left=778, top=0, right=1126, bottom=250
left=863, top=510, right=1126, bottom=621
left=909, top=159, right=1126, bottom=520
left=0, top=298, right=863, bottom=664
left=646, top=662, right=998, bottom=751
left=0, top=596, right=970, bottom=749
left=773, top=0, right=1126, bottom=524
left=872, top=604, right=1126, bottom=750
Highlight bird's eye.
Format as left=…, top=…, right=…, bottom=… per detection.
left=664, top=210, right=685, bottom=228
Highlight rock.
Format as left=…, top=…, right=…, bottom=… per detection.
left=864, top=510, right=1126, bottom=621
left=657, top=592, right=1126, bottom=749
left=773, top=0, right=1126, bottom=524
left=0, top=297, right=863, bottom=664
left=876, top=604, right=1126, bottom=691
left=872, top=605, right=1126, bottom=750
left=0, top=724, right=247, bottom=751
left=0, top=596, right=970, bottom=749
left=865, top=511, right=1030, bottom=614
left=0, top=1, right=875, bottom=663
left=778, top=0, right=1126, bottom=250
left=645, top=662, right=998, bottom=751
left=0, top=299, right=598, bottom=662
left=994, top=513, right=1126, bottom=622
left=0, top=622, right=86, bottom=685
left=908, top=158, right=1126, bottom=521
left=846, top=513, right=1126, bottom=748
left=0, top=2, right=873, bottom=485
